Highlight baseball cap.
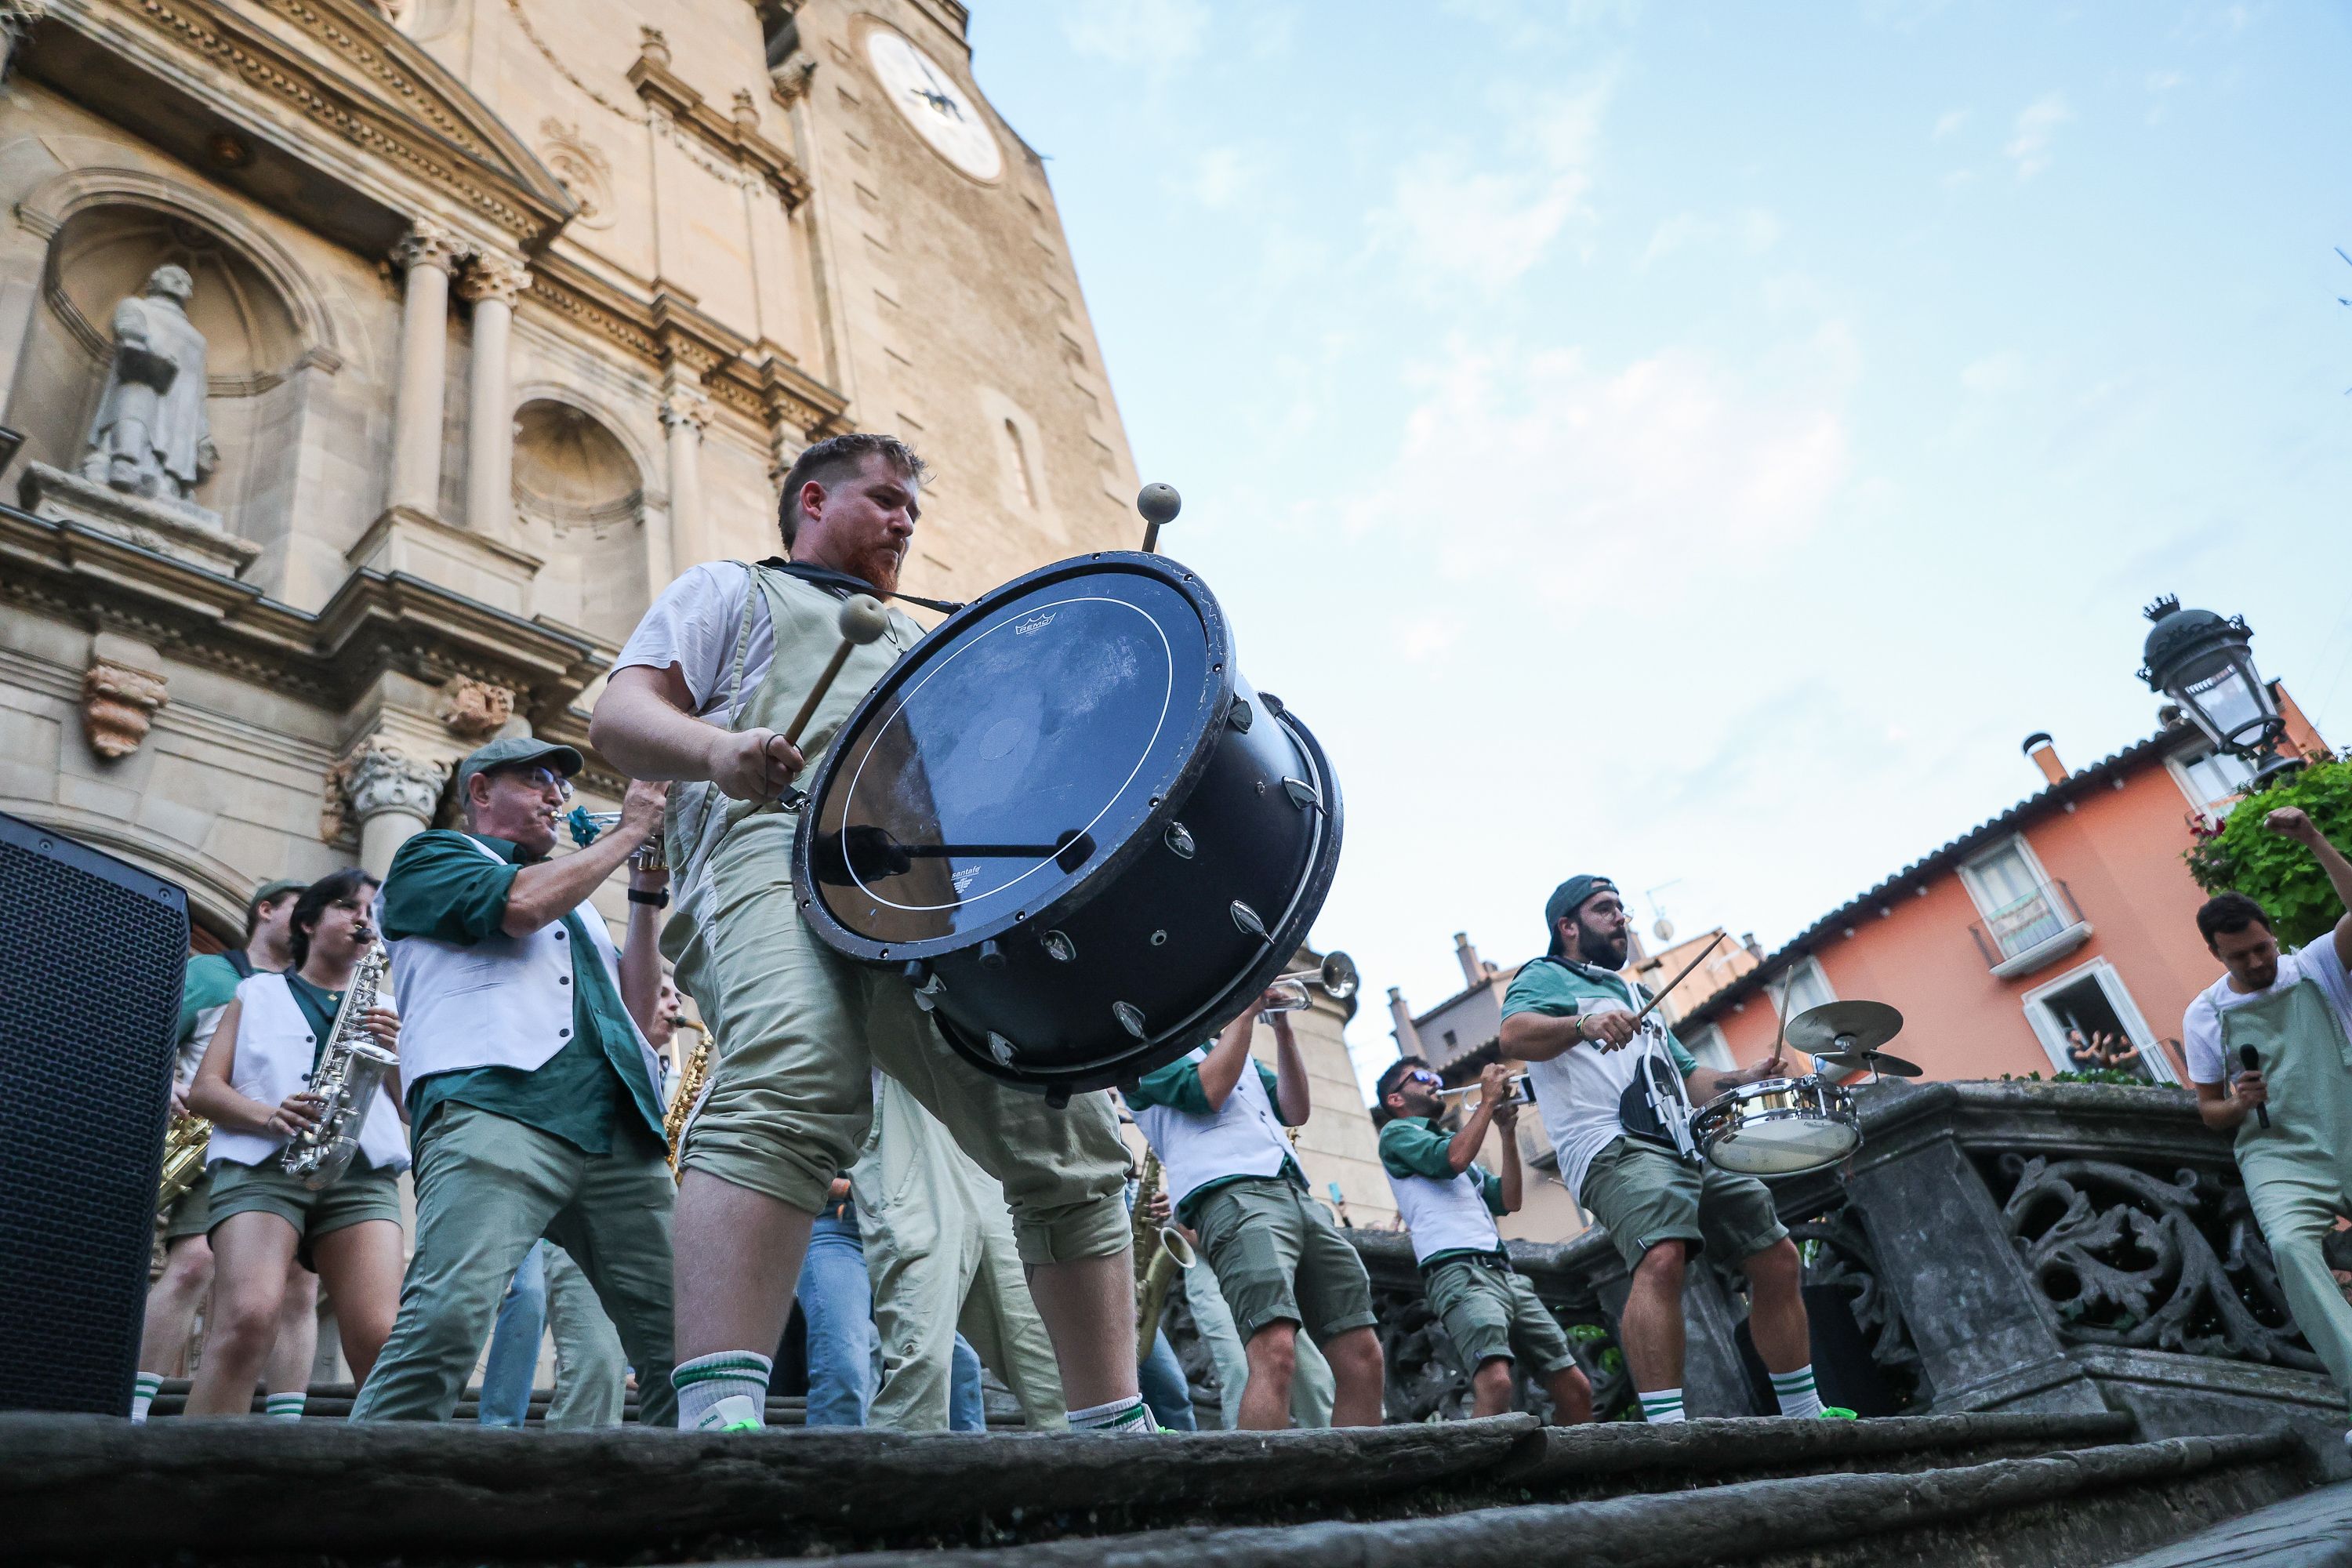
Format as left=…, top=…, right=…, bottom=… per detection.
left=452, top=735, right=584, bottom=800
left=1544, top=875, right=1618, bottom=942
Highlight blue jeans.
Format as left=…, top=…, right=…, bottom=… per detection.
left=948, top=1333, right=986, bottom=1432
left=477, top=1241, right=547, bottom=1428
left=1138, top=1326, right=1198, bottom=1431
left=798, top=1210, right=874, bottom=1428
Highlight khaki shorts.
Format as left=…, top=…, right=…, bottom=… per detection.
left=1581, top=1136, right=1788, bottom=1273
left=1192, top=1175, right=1377, bottom=1345
left=162, top=1165, right=213, bottom=1242
left=670, top=812, right=1129, bottom=1265
left=1424, top=1254, right=1578, bottom=1375
left=208, top=1160, right=403, bottom=1269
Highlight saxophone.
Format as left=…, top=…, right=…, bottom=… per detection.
left=281, top=945, right=396, bottom=1191
left=664, top=1018, right=713, bottom=1178
left=1131, top=1149, right=1196, bottom=1361
left=156, top=1109, right=211, bottom=1214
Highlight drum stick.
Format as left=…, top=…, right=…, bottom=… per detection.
left=1136, top=482, right=1181, bottom=554
left=782, top=594, right=891, bottom=746
left=1630, top=930, right=1728, bottom=1025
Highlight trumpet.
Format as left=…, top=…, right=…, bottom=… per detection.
left=1440, top=1073, right=1535, bottom=1106
left=565, top=807, right=666, bottom=871
left=1261, top=950, right=1359, bottom=1014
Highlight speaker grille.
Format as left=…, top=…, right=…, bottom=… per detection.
left=0, top=814, right=187, bottom=1414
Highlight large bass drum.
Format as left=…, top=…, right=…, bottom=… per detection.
left=792, top=551, right=1343, bottom=1099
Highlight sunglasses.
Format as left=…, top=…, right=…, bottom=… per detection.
left=1401, top=1069, right=1442, bottom=1089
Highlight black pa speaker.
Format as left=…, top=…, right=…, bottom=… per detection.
left=0, top=812, right=187, bottom=1413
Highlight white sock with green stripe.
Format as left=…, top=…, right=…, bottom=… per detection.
left=1770, top=1364, right=1824, bottom=1419
left=265, top=1392, right=307, bottom=1421
left=1637, top=1386, right=1686, bottom=1424
left=130, top=1372, right=162, bottom=1423
left=1066, top=1395, right=1161, bottom=1433
left=673, top=1351, right=772, bottom=1431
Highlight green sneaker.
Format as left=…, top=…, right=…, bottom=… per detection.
left=693, top=1394, right=765, bottom=1432
left=1820, top=1406, right=1859, bottom=1420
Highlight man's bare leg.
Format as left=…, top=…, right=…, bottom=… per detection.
left=1619, top=1242, right=1689, bottom=1406
left=1022, top=1253, right=1141, bottom=1412
left=673, top=1170, right=811, bottom=1362
left=1237, top=1321, right=1299, bottom=1429
left=140, top=1236, right=213, bottom=1376
left=1321, top=1326, right=1386, bottom=1427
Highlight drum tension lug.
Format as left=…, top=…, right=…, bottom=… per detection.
left=1113, top=1000, right=1148, bottom=1038
left=1045, top=1086, right=1071, bottom=1111
left=1282, top=778, right=1323, bottom=812
left=1229, top=901, right=1269, bottom=942
left=1225, top=698, right=1254, bottom=733
left=978, top=938, right=1006, bottom=971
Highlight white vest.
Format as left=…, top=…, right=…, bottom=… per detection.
left=383, top=835, right=661, bottom=1094
left=1133, top=1047, right=1294, bottom=1210
left=206, top=973, right=410, bottom=1174
left=1386, top=1155, right=1503, bottom=1267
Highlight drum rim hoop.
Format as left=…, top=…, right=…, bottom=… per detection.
left=792, top=550, right=1236, bottom=962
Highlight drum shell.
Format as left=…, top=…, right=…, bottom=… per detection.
left=1692, top=1076, right=1860, bottom=1178
left=924, top=685, right=1339, bottom=1093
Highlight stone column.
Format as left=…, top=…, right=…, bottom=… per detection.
left=459, top=252, right=530, bottom=539
left=387, top=221, right=461, bottom=517
left=661, top=383, right=713, bottom=568
left=343, top=745, right=450, bottom=879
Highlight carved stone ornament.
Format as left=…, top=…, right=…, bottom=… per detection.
left=637, top=25, right=670, bottom=67
left=325, top=744, right=450, bottom=846
left=82, top=656, right=169, bottom=760
left=79, top=264, right=220, bottom=521
left=458, top=252, right=532, bottom=305
left=538, top=120, right=615, bottom=230
left=392, top=218, right=465, bottom=274
left=438, top=675, right=515, bottom=740
left=660, top=385, right=713, bottom=434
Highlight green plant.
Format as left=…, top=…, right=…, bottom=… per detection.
left=2183, top=753, right=2352, bottom=950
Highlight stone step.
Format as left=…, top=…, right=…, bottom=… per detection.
left=774, top=1433, right=2310, bottom=1568
left=0, top=1410, right=2227, bottom=1565
left=143, top=1378, right=837, bottom=1428
left=2102, top=1478, right=2352, bottom=1566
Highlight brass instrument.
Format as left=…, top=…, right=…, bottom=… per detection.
left=281, top=945, right=396, bottom=1190
left=564, top=808, right=666, bottom=871
left=157, top=1109, right=211, bottom=1214
left=1261, top=950, right=1359, bottom=1014
left=665, top=1018, right=712, bottom=1178
left=1131, top=1149, right=1196, bottom=1359
left=1439, top=1073, right=1534, bottom=1106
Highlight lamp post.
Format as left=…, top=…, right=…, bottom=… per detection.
left=2138, top=595, right=2299, bottom=786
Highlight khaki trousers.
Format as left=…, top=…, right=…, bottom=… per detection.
left=855, top=1076, right=1067, bottom=1430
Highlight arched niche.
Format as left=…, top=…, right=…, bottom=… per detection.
left=510, top=397, right=651, bottom=645
left=4, top=186, right=334, bottom=560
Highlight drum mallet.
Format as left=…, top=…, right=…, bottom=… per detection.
left=783, top=593, right=891, bottom=746
left=1137, top=482, right=1180, bottom=554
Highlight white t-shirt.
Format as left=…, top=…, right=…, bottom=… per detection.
left=2182, top=936, right=2352, bottom=1085
left=612, top=563, right=775, bottom=720
left=1502, top=958, right=1696, bottom=1203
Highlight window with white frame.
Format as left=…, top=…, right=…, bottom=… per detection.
left=1961, top=837, right=2070, bottom=959
left=2169, top=745, right=2256, bottom=819
left=1778, top=956, right=1835, bottom=1018
left=2019, top=957, right=2179, bottom=1084
left=1682, top=1021, right=1735, bottom=1070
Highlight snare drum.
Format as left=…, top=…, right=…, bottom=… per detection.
left=1690, top=1076, right=1860, bottom=1176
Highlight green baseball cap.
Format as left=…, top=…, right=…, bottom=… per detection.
left=452, top=735, right=585, bottom=800
left=1544, top=875, right=1618, bottom=941
left=247, top=878, right=305, bottom=916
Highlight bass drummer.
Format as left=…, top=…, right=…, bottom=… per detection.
left=1497, top=874, right=1846, bottom=1425
left=590, top=433, right=1147, bottom=1434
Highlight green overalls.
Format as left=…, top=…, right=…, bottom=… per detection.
left=2223, top=978, right=2352, bottom=1416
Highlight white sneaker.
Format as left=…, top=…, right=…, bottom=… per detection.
left=693, top=1394, right=764, bottom=1432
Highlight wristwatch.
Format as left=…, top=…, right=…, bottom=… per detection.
left=627, top=888, right=669, bottom=908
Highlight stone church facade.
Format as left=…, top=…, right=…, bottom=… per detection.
left=0, top=0, right=1145, bottom=939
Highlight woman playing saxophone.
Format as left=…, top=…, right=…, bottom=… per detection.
left=183, top=869, right=408, bottom=1416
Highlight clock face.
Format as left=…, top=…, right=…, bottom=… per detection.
left=866, top=30, right=1002, bottom=182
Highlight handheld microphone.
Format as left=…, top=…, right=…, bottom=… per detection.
left=2238, top=1044, right=2269, bottom=1128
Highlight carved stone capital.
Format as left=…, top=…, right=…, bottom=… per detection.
left=731, top=89, right=761, bottom=132
left=438, top=675, right=515, bottom=741
left=771, top=59, right=818, bottom=110
left=458, top=252, right=532, bottom=306
left=82, top=656, right=168, bottom=760
left=392, top=219, right=464, bottom=274
left=660, top=386, right=714, bottom=434
left=333, top=744, right=450, bottom=839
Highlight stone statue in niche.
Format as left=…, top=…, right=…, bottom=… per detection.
left=79, top=263, right=218, bottom=514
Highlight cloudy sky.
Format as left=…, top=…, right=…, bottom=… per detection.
left=966, top=2, right=2352, bottom=1097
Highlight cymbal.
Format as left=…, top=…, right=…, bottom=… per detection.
left=1784, top=999, right=1904, bottom=1054
left=1817, top=1048, right=1922, bottom=1079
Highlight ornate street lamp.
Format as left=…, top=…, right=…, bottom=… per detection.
left=2139, top=595, right=2298, bottom=784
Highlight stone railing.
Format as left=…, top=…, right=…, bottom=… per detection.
left=1163, top=1082, right=2345, bottom=1447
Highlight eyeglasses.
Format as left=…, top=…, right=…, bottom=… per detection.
left=1402, top=1069, right=1442, bottom=1089
left=496, top=764, right=575, bottom=801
